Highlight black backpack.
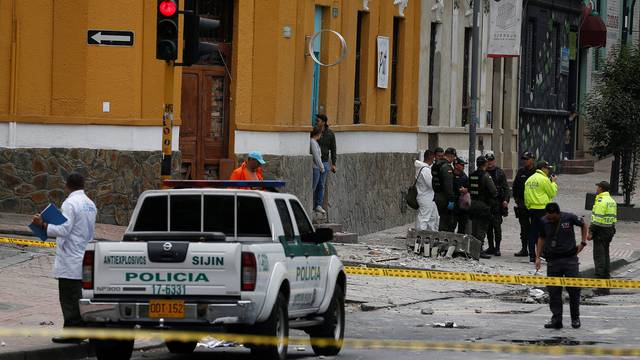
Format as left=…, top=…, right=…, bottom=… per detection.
left=406, top=167, right=427, bottom=210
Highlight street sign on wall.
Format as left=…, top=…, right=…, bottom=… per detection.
left=488, top=0, right=523, bottom=57
left=87, top=30, right=134, bottom=46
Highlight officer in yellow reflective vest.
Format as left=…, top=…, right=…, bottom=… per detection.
left=587, top=181, right=617, bottom=296
left=524, top=161, right=558, bottom=262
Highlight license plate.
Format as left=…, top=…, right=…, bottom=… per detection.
left=149, top=300, right=185, bottom=318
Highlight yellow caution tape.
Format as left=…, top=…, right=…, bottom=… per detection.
left=0, top=327, right=639, bottom=357
left=0, top=236, right=56, bottom=248
left=2, top=236, right=638, bottom=289
left=344, top=266, right=640, bottom=289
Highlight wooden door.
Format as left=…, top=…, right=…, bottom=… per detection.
left=180, top=65, right=229, bottom=179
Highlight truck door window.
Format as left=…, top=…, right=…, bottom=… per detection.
left=290, top=200, right=314, bottom=236
left=237, top=197, right=271, bottom=237
left=133, top=195, right=168, bottom=231
left=204, top=195, right=234, bottom=235
left=275, top=199, right=295, bottom=241
left=170, top=195, right=202, bottom=231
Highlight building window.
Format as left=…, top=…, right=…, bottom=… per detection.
left=390, top=17, right=403, bottom=125
left=462, top=27, right=472, bottom=126
left=428, top=23, right=438, bottom=125
left=552, top=22, right=559, bottom=94
left=525, top=19, right=537, bottom=92
left=354, top=11, right=367, bottom=124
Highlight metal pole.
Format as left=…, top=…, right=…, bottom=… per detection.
left=161, top=63, right=175, bottom=188
left=469, top=0, right=481, bottom=171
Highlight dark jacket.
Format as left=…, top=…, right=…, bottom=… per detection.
left=488, top=167, right=511, bottom=204
left=453, top=170, right=469, bottom=197
left=432, top=159, right=456, bottom=206
left=318, top=126, right=337, bottom=165
left=468, top=169, right=497, bottom=218
left=512, top=166, right=536, bottom=207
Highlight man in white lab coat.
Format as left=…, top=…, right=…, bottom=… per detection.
left=32, top=172, right=97, bottom=343
left=415, top=149, right=440, bottom=231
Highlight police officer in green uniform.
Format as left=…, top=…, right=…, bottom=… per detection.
left=468, top=156, right=497, bottom=259
left=484, top=152, right=511, bottom=256
left=588, top=181, right=617, bottom=296
left=512, top=151, right=537, bottom=257
left=453, top=156, right=470, bottom=234
left=536, top=203, right=588, bottom=330
left=432, top=147, right=457, bottom=232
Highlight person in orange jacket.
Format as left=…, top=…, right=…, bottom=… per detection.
left=230, top=151, right=265, bottom=181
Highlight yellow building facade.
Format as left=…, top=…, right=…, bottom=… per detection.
left=0, top=0, right=423, bottom=233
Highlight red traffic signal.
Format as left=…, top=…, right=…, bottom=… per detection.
left=159, top=0, right=177, bottom=17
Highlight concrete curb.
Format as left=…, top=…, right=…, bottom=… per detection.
left=579, top=250, right=640, bottom=278
left=0, top=226, right=114, bottom=242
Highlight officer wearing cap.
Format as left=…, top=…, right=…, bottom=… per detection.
left=453, top=156, right=470, bottom=234
left=468, top=156, right=497, bottom=259
left=587, top=181, right=617, bottom=295
left=536, top=202, right=588, bottom=330
left=525, top=160, right=558, bottom=262
left=484, top=152, right=510, bottom=256
left=432, top=147, right=457, bottom=231
left=512, top=151, right=537, bottom=257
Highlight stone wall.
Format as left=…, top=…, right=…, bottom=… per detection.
left=326, top=153, right=416, bottom=235
left=0, top=148, right=180, bottom=226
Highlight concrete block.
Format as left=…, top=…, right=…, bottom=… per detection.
left=332, top=232, right=358, bottom=244
left=315, top=223, right=343, bottom=233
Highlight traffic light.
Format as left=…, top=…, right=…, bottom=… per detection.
left=182, top=0, right=220, bottom=66
left=156, top=0, right=179, bottom=61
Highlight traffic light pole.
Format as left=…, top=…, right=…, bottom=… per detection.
left=468, top=0, right=481, bottom=172
left=161, top=63, right=174, bottom=188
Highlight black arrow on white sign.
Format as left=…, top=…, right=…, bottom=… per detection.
left=88, top=30, right=134, bottom=46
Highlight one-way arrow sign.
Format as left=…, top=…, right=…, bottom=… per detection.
left=87, top=30, right=134, bottom=46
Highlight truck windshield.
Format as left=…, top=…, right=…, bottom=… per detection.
left=133, top=194, right=271, bottom=239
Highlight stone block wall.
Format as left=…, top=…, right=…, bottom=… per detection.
left=325, top=153, right=416, bottom=235
left=0, top=148, right=180, bottom=226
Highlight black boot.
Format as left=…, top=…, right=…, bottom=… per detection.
left=514, top=249, right=529, bottom=257
left=571, top=318, right=581, bottom=329
left=544, top=319, right=563, bottom=329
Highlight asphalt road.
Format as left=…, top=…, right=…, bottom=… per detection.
left=123, top=285, right=640, bottom=360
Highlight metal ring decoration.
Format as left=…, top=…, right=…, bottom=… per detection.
left=307, top=29, right=348, bottom=67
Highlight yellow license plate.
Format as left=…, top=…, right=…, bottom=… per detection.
left=148, top=300, right=185, bottom=318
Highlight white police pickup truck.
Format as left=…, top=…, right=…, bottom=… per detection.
left=79, top=181, right=346, bottom=360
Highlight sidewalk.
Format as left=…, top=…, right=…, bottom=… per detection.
left=347, top=157, right=640, bottom=279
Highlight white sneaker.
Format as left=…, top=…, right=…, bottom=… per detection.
left=314, top=206, right=327, bottom=214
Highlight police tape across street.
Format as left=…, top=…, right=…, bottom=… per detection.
left=1, top=236, right=639, bottom=290
left=0, top=326, right=639, bottom=357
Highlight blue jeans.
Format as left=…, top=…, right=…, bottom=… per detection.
left=314, top=162, right=330, bottom=209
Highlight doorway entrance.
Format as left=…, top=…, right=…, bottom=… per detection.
left=179, top=0, right=233, bottom=179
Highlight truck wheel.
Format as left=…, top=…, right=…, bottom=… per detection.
left=250, top=292, right=289, bottom=360
left=309, top=286, right=345, bottom=356
left=91, top=339, right=134, bottom=360
left=165, top=340, right=197, bottom=354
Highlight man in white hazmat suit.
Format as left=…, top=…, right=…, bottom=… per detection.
left=415, top=149, right=440, bottom=230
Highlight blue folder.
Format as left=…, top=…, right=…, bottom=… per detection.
left=29, top=203, right=67, bottom=241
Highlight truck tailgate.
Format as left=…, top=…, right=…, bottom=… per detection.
left=93, top=241, right=242, bottom=296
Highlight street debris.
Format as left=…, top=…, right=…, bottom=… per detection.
left=432, top=321, right=458, bottom=328
left=407, top=229, right=482, bottom=260
left=38, top=321, right=54, bottom=326
left=474, top=309, right=482, bottom=313
left=420, top=307, right=434, bottom=315
left=197, top=337, right=237, bottom=349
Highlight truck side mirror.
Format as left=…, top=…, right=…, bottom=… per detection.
left=301, top=228, right=334, bottom=244
left=313, top=228, right=333, bottom=244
